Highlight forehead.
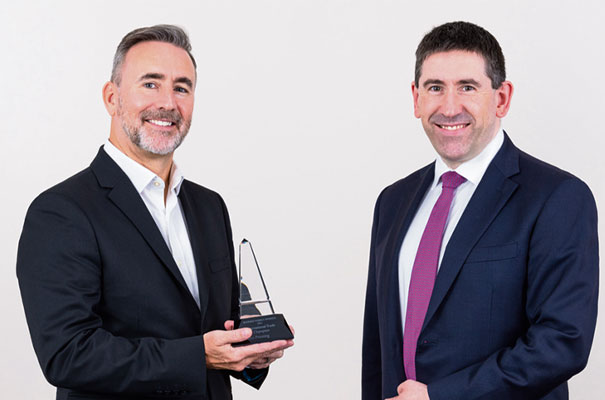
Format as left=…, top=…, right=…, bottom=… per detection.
left=419, top=50, right=488, bottom=83
left=121, top=41, right=196, bottom=82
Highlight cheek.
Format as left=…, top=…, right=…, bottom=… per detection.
left=179, top=100, right=195, bottom=118
left=120, top=99, right=145, bottom=117
left=131, top=97, right=153, bottom=111
left=416, top=97, right=439, bottom=119
left=124, top=88, right=157, bottom=109
left=466, top=96, right=496, bottom=121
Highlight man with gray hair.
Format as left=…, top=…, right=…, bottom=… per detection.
left=17, top=24, right=293, bottom=400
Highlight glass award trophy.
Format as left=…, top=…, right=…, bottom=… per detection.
left=233, top=238, right=294, bottom=346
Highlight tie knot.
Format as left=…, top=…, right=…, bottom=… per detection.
left=441, top=171, right=466, bottom=189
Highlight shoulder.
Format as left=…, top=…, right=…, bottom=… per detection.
left=180, top=179, right=221, bottom=197
left=179, top=180, right=232, bottom=222
left=28, top=167, right=98, bottom=214
left=20, top=168, right=101, bottom=258
left=180, top=180, right=226, bottom=205
left=376, top=162, right=433, bottom=207
left=514, top=149, right=595, bottom=206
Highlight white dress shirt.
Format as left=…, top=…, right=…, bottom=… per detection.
left=104, top=140, right=200, bottom=308
left=398, top=129, right=505, bottom=331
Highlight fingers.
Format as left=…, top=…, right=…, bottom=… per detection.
left=246, top=343, right=288, bottom=369
left=247, top=349, right=284, bottom=369
left=230, top=342, right=285, bottom=371
left=247, top=354, right=271, bottom=369
left=213, top=327, right=253, bottom=346
left=233, top=340, right=290, bottom=370
left=204, top=329, right=291, bottom=372
left=205, top=318, right=295, bottom=372
left=237, top=340, right=288, bottom=361
left=247, top=358, right=271, bottom=369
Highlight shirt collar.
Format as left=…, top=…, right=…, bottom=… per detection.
left=432, top=128, right=504, bottom=188
left=103, top=139, right=185, bottom=195
left=170, top=163, right=185, bottom=195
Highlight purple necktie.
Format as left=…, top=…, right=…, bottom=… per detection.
left=403, top=171, right=466, bottom=380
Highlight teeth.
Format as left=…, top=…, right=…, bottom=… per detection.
left=439, top=124, right=466, bottom=130
left=148, top=120, right=173, bottom=127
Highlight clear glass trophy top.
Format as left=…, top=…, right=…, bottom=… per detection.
left=238, top=239, right=275, bottom=318
left=235, top=238, right=294, bottom=345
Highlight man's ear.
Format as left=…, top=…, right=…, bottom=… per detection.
left=102, top=81, right=118, bottom=117
left=495, top=81, right=514, bottom=118
left=411, top=81, right=421, bottom=119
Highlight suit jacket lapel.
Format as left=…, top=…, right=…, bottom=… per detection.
left=178, top=183, right=210, bottom=321
left=90, top=147, right=194, bottom=302
left=422, top=134, right=520, bottom=330
left=384, top=163, right=436, bottom=284
left=380, top=163, right=435, bottom=356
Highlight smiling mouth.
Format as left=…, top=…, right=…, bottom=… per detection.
left=436, top=123, right=470, bottom=131
left=146, top=119, right=175, bottom=127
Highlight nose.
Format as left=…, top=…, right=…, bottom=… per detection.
left=154, top=87, right=177, bottom=110
left=440, top=89, right=462, bottom=117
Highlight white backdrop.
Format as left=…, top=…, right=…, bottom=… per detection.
left=1, top=1, right=603, bottom=398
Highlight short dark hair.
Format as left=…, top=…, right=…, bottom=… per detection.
left=111, top=24, right=197, bottom=85
left=415, top=21, right=506, bottom=89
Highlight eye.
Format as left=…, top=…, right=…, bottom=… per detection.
left=143, top=82, right=157, bottom=89
left=461, top=85, right=475, bottom=92
left=427, top=86, right=442, bottom=92
left=174, top=86, right=189, bottom=94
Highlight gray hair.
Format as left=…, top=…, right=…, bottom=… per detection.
left=110, top=24, right=197, bottom=85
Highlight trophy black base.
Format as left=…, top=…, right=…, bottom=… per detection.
left=233, top=313, right=293, bottom=347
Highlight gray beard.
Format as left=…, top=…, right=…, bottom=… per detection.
left=121, top=120, right=189, bottom=156
left=117, top=100, right=191, bottom=155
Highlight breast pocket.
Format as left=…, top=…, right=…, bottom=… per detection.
left=466, top=242, right=518, bottom=263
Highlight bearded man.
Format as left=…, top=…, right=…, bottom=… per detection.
left=17, top=24, right=293, bottom=400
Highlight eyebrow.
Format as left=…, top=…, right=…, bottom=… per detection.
left=422, top=79, right=444, bottom=88
left=138, top=73, right=194, bottom=89
left=139, top=73, right=165, bottom=82
left=458, top=79, right=481, bottom=87
left=175, top=77, right=193, bottom=89
left=422, top=78, right=482, bottom=88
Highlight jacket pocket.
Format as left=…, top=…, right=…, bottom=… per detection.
left=466, top=242, right=518, bottom=263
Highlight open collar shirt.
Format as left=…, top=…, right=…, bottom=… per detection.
left=104, top=140, right=200, bottom=308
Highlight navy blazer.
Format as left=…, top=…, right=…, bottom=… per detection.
left=17, top=148, right=266, bottom=400
left=362, top=134, right=599, bottom=400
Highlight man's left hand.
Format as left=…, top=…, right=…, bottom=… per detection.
left=385, top=380, right=429, bottom=400
left=224, top=320, right=295, bottom=369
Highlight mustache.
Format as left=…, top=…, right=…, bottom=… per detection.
left=140, top=109, right=183, bottom=126
left=429, top=112, right=473, bottom=125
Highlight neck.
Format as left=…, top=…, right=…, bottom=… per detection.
left=109, top=132, right=174, bottom=204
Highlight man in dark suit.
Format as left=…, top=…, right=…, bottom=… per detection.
left=362, top=21, right=598, bottom=400
left=17, top=25, right=293, bottom=400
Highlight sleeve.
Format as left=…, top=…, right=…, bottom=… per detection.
left=217, top=194, right=269, bottom=389
left=362, top=191, right=385, bottom=400
left=16, top=191, right=208, bottom=397
left=427, top=178, right=599, bottom=400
